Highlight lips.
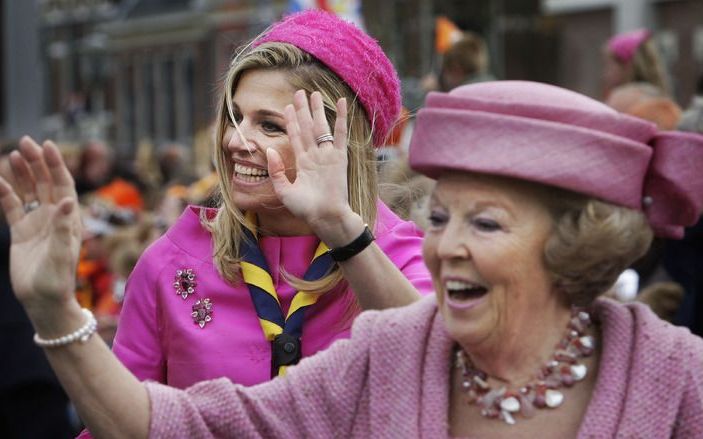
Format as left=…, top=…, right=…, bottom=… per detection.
left=443, top=279, right=489, bottom=310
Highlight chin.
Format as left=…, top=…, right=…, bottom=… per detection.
left=443, top=316, right=489, bottom=348
left=438, top=295, right=495, bottom=347
left=230, top=191, right=281, bottom=213
left=446, top=315, right=496, bottom=349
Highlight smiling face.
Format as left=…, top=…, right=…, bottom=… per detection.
left=422, top=172, right=560, bottom=350
left=222, top=69, right=297, bottom=214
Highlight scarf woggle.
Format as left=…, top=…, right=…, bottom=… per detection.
left=240, top=213, right=334, bottom=377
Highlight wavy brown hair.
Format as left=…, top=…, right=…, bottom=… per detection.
left=537, top=186, right=653, bottom=306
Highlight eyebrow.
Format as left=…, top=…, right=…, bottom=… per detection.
left=230, top=101, right=285, bottom=119
left=429, top=193, right=516, bottom=218
left=472, top=200, right=510, bottom=211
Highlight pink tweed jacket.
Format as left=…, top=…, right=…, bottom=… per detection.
left=146, top=296, right=703, bottom=438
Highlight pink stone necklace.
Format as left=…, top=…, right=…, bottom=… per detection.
left=455, top=310, right=595, bottom=425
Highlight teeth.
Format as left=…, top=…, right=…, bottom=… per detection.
left=445, top=280, right=484, bottom=291
left=234, top=163, right=268, bottom=176
left=238, top=174, right=267, bottom=183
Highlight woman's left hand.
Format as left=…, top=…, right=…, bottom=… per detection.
left=268, top=90, right=361, bottom=245
left=268, top=91, right=421, bottom=308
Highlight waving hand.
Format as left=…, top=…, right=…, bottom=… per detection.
left=0, top=136, right=81, bottom=310
left=267, top=90, right=352, bottom=241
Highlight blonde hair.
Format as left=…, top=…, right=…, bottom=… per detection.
left=629, top=38, right=670, bottom=94
left=379, top=152, right=435, bottom=229
left=539, top=188, right=654, bottom=306
left=207, top=42, right=378, bottom=296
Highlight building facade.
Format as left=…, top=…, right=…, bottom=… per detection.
left=543, top=0, right=703, bottom=102
left=2, top=0, right=701, bottom=155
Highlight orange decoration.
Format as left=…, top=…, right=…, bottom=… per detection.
left=385, top=107, right=410, bottom=147
left=95, top=178, right=144, bottom=211
left=435, top=16, right=462, bottom=54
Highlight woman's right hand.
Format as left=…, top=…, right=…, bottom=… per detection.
left=0, top=136, right=82, bottom=312
left=0, top=139, right=151, bottom=439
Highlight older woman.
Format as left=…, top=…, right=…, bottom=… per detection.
left=3, top=81, right=702, bottom=438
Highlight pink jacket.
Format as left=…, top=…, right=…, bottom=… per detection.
left=112, top=202, right=432, bottom=388
left=146, top=296, right=703, bottom=438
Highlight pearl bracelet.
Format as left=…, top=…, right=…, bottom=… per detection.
left=33, top=308, right=98, bottom=348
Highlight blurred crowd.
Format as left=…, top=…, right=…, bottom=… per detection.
left=0, top=133, right=220, bottom=436
left=380, top=26, right=703, bottom=336
left=2, top=16, right=703, bottom=439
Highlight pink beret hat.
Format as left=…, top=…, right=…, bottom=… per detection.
left=253, top=10, right=401, bottom=146
left=409, top=81, right=703, bottom=239
left=607, top=28, right=652, bottom=63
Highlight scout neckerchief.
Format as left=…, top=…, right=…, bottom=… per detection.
left=240, top=213, right=334, bottom=377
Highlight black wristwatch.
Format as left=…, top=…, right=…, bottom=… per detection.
left=328, top=225, right=375, bottom=262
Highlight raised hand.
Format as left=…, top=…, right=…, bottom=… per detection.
left=0, top=136, right=81, bottom=311
left=267, top=90, right=357, bottom=244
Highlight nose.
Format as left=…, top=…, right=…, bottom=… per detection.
left=224, top=120, right=256, bottom=154
left=435, top=222, right=470, bottom=261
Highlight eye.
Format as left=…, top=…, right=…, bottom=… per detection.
left=228, top=111, right=242, bottom=126
left=472, top=217, right=501, bottom=232
left=427, top=210, right=448, bottom=229
left=261, top=120, right=285, bottom=134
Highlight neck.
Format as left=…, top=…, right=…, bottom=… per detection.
left=462, top=300, right=573, bottom=386
left=255, top=208, right=314, bottom=237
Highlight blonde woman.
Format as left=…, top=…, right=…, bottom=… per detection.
left=88, top=9, right=432, bottom=395
left=602, top=28, right=670, bottom=99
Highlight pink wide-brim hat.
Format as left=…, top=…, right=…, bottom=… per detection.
left=409, top=81, right=703, bottom=239
left=607, top=28, right=652, bottom=63
left=253, top=10, right=401, bottom=147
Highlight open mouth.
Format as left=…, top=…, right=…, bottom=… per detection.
left=445, top=279, right=489, bottom=302
left=234, top=163, right=269, bottom=183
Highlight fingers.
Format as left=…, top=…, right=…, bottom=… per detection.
left=0, top=176, right=25, bottom=225
left=291, top=90, right=340, bottom=150
left=333, top=98, right=348, bottom=150
left=285, top=104, right=305, bottom=158
left=9, top=150, right=37, bottom=205
left=310, top=92, right=334, bottom=147
left=52, top=197, right=76, bottom=234
left=266, top=148, right=292, bottom=195
left=19, top=137, right=52, bottom=204
left=49, top=197, right=80, bottom=255
left=5, top=137, right=78, bottom=216
left=294, top=90, right=315, bottom=149
left=285, top=89, right=344, bottom=157
left=43, top=140, right=77, bottom=202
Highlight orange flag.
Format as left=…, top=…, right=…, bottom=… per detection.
left=435, top=16, right=462, bottom=54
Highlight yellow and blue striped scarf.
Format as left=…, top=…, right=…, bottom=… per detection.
left=240, top=219, right=334, bottom=377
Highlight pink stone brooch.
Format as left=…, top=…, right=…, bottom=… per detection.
left=192, top=298, right=213, bottom=328
left=174, top=268, right=196, bottom=300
